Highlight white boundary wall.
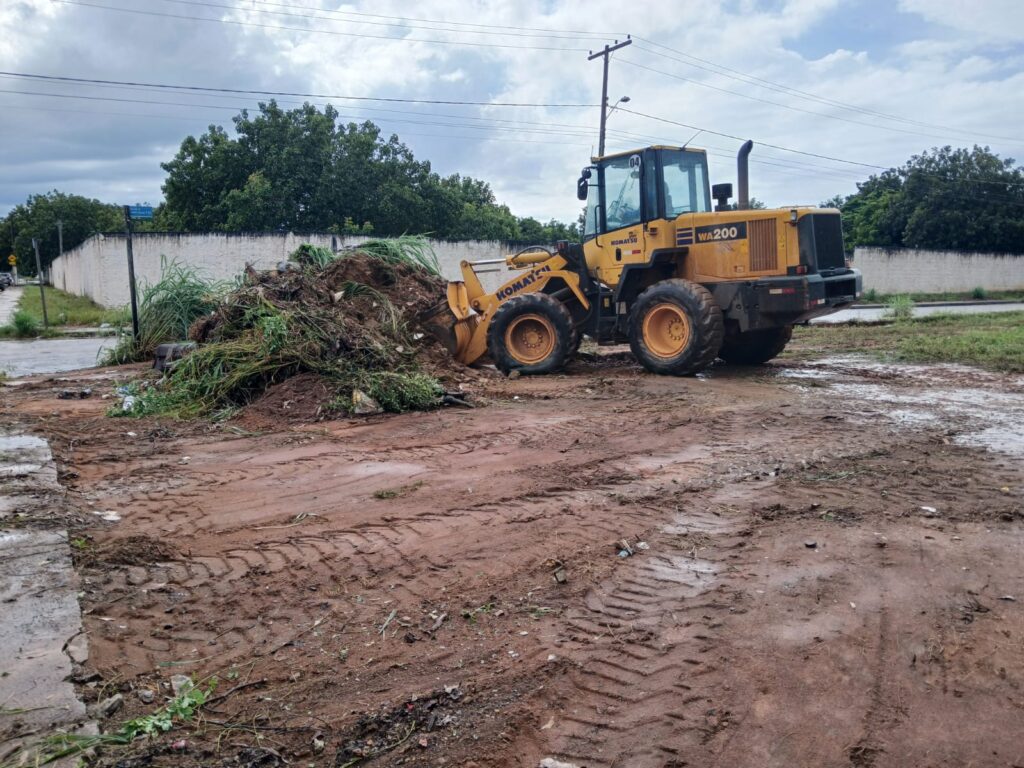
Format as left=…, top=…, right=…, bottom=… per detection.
left=853, top=246, right=1024, bottom=294
left=50, top=232, right=524, bottom=308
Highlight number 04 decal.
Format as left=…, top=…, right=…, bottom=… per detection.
left=695, top=221, right=747, bottom=243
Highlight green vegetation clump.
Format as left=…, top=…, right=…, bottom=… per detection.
left=971, top=286, right=988, bottom=300
left=23, top=676, right=216, bottom=765
left=6, top=309, right=39, bottom=338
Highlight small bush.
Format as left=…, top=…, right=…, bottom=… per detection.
left=863, top=288, right=878, bottom=303
left=11, top=309, right=39, bottom=337
left=971, top=286, right=988, bottom=300
left=103, top=259, right=225, bottom=365
left=883, top=295, right=914, bottom=321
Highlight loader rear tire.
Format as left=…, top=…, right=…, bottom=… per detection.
left=488, top=293, right=574, bottom=375
left=718, top=325, right=793, bottom=365
left=629, top=279, right=724, bottom=376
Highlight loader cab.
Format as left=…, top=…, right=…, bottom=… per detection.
left=579, top=146, right=712, bottom=241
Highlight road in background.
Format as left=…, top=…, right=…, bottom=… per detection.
left=815, top=301, right=1024, bottom=323
left=0, top=337, right=113, bottom=377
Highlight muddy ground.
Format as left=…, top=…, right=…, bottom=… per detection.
left=2, top=345, right=1024, bottom=768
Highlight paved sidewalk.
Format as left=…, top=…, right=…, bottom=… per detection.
left=0, top=431, right=91, bottom=764
left=0, top=286, right=23, bottom=325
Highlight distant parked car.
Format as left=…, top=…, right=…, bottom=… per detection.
left=0, top=273, right=12, bottom=287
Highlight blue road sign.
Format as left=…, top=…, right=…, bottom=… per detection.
left=128, top=205, right=154, bottom=220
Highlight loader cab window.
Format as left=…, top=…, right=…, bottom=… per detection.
left=602, top=154, right=643, bottom=231
left=660, top=149, right=711, bottom=217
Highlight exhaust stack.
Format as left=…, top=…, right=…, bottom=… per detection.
left=737, top=140, right=753, bottom=211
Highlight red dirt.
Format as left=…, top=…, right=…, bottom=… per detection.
left=3, top=351, right=1023, bottom=767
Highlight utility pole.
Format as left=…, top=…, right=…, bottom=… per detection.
left=588, top=36, right=632, bottom=157
left=57, top=219, right=64, bottom=259
left=31, top=238, right=49, bottom=328
left=122, top=206, right=141, bottom=341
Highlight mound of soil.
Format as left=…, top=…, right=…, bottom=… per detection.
left=232, top=372, right=337, bottom=430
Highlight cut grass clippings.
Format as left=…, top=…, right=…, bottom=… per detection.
left=787, top=311, right=1024, bottom=372
left=113, top=238, right=448, bottom=419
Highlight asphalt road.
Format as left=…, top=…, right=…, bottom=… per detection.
left=0, top=337, right=114, bottom=377
left=815, top=301, right=1024, bottom=323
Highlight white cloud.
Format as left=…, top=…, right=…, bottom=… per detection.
left=1, top=0, right=1023, bottom=223
left=899, top=0, right=1024, bottom=43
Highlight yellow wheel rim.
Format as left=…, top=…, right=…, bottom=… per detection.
left=642, top=303, right=691, bottom=358
left=505, top=313, right=556, bottom=365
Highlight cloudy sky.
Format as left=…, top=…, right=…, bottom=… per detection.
left=1, top=0, right=1022, bottom=223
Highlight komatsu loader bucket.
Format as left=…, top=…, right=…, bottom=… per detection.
left=421, top=281, right=477, bottom=364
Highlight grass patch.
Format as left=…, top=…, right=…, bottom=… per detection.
left=882, top=294, right=914, bottom=320
left=860, top=289, right=1024, bottom=304
left=17, top=287, right=125, bottom=327
left=0, top=309, right=62, bottom=339
left=787, top=311, right=1024, bottom=372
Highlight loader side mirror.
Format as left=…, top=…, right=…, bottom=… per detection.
left=712, top=182, right=733, bottom=212
left=577, top=167, right=593, bottom=201
left=577, top=177, right=589, bottom=201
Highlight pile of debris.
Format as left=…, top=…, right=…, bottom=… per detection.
left=120, top=240, right=468, bottom=419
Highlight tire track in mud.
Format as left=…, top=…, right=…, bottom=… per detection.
left=84, top=462, right=710, bottom=671
left=538, top=497, right=753, bottom=768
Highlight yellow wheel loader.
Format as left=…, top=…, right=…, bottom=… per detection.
left=426, top=141, right=861, bottom=376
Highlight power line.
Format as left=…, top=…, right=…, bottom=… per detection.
left=616, top=106, right=886, bottom=169
left=630, top=38, right=1020, bottom=144
left=154, top=0, right=610, bottom=42
left=618, top=58, right=1012, bottom=146
left=615, top=107, right=1024, bottom=194
left=0, top=71, right=596, bottom=108
left=0, top=102, right=593, bottom=147
left=0, top=89, right=601, bottom=141
left=222, top=0, right=622, bottom=37
left=52, top=0, right=592, bottom=52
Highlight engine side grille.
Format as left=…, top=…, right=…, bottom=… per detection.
left=748, top=218, right=777, bottom=272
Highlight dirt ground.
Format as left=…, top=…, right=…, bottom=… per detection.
left=3, top=345, right=1024, bottom=768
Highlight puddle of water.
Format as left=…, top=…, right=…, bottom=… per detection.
left=958, top=426, right=1024, bottom=457
left=887, top=409, right=940, bottom=426
left=0, top=463, right=45, bottom=477
left=832, top=381, right=1024, bottom=457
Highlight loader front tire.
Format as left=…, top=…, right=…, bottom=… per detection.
left=629, top=279, right=724, bottom=376
left=488, top=293, right=574, bottom=375
left=718, top=325, right=793, bottom=365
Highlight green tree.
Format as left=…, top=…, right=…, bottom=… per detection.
left=828, top=146, right=1024, bottom=254
left=160, top=101, right=577, bottom=241
left=0, top=191, right=120, bottom=275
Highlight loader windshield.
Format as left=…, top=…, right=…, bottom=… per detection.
left=660, top=149, right=711, bottom=216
